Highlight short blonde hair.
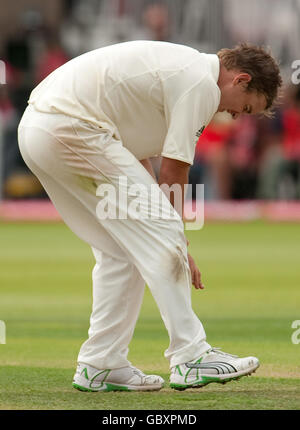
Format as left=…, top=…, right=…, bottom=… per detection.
left=217, top=43, right=282, bottom=115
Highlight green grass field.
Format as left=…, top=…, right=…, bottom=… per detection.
left=0, top=220, right=299, bottom=410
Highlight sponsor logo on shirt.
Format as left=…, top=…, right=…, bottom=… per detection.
left=196, top=126, right=205, bottom=138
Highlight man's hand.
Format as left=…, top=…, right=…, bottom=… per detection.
left=188, top=253, right=205, bottom=290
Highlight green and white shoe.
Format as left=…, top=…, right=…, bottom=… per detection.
left=170, top=348, right=259, bottom=390
left=72, top=363, right=164, bottom=392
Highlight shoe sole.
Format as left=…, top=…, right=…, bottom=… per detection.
left=72, top=382, right=164, bottom=392
left=170, top=363, right=259, bottom=391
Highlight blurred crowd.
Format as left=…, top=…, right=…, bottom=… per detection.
left=0, top=0, right=300, bottom=200
left=189, top=84, right=300, bottom=200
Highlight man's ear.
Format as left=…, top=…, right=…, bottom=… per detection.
left=233, top=73, right=252, bottom=87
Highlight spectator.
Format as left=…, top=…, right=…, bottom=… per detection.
left=225, top=115, right=260, bottom=199
left=0, top=52, right=27, bottom=187
left=35, top=31, right=69, bottom=84
left=189, top=113, right=233, bottom=200
left=142, top=3, right=170, bottom=41
left=257, top=85, right=300, bottom=200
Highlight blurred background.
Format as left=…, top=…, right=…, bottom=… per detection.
left=1, top=3, right=300, bottom=411
left=0, top=0, right=300, bottom=218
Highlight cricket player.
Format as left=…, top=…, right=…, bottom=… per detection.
left=18, top=41, right=282, bottom=391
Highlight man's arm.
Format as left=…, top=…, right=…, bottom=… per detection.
left=158, top=156, right=189, bottom=218
left=158, top=156, right=204, bottom=290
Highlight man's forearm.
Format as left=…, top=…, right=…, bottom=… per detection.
left=141, top=156, right=190, bottom=218
left=158, top=157, right=203, bottom=290
left=158, top=158, right=190, bottom=219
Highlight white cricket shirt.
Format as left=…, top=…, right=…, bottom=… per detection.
left=28, top=40, right=220, bottom=164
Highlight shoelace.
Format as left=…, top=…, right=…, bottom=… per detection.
left=130, top=366, right=159, bottom=383
left=207, top=347, right=238, bottom=358
left=130, top=366, right=145, bottom=375
left=130, top=366, right=147, bottom=382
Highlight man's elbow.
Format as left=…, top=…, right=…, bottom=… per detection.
left=159, top=157, right=190, bottom=185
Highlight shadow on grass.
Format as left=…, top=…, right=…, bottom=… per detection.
left=0, top=366, right=299, bottom=410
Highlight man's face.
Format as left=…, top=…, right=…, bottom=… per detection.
left=218, top=73, right=267, bottom=119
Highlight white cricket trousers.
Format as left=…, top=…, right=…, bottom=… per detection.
left=18, top=105, right=211, bottom=369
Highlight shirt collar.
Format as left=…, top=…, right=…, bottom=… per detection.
left=207, top=54, right=220, bottom=84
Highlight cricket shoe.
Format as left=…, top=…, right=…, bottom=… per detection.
left=170, top=348, right=259, bottom=390
left=72, top=362, right=164, bottom=392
